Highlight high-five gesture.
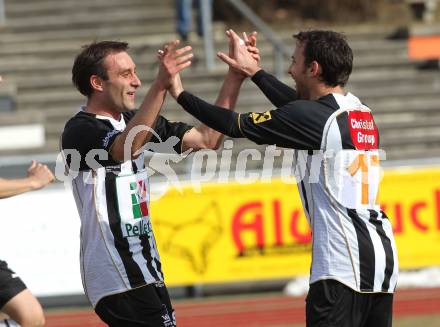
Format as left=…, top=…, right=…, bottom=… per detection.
left=217, top=29, right=261, bottom=77
left=243, top=31, right=260, bottom=65
left=157, top=40, right=193, bottom=89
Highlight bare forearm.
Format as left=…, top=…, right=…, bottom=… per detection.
left=216, top=71, right=245, bottom=108
left=0, top=178, right=36, bottom=199
left=111, top=81, right=167, bottom=160
left=126, top=81, right=167, bottom=149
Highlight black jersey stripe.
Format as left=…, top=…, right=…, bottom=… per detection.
left=132, top=161, right=138, bottom=174
left=305, top=150, right=316, bottom=216
left=336, top=112, right=356, bottom=150
left=139, top=233, right=161, bottom=281
left=105, top=172, right=146, bottom=288
left=369, top=210, right=394, bottom=291
left=300, top=181, right=310, bottom=216
left=151, top=236, right=164, bottom=279
left=151, top=235, right=164, bottom=277
left=296, top=151, right=310, bottom=217
left=347, top=208, right=375, bottom=291
left=154, top=257, right=163, bottom=278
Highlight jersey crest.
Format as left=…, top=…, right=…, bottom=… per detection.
left=251, top=111, right=272, bottom=124
left=116, top=172, right=152, bottom=237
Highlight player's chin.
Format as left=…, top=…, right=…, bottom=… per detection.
left=123, top=101, right=136, bottom=111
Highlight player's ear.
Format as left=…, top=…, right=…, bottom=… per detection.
left=90, top=75, right=104, bottom=92
left=309, top=61, right=321, bottom=78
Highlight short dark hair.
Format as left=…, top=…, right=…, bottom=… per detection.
left=72, top=41, right=129, bottom=97
left=293, top=30, right=353, bottom=87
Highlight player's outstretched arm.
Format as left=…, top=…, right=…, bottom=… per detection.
left=0, top=160, right=55, bottom=199
left=109, top=40, right=193, bottom=161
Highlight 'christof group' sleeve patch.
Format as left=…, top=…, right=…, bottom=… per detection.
left=250, top=111, right=272, bottom=124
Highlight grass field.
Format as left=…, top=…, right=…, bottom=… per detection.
left=288, top=315, right=440, bottom=327
left=394, top=315, right=440, bottom=327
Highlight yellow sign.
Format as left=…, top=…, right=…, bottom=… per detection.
left=151, top=167, right=440, bottom=286
left=379, top=167, right=440, bottom=269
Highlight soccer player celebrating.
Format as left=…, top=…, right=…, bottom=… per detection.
left=61, top=38, right=244, bottom=326
left=168, top=29, right=399, bottom=327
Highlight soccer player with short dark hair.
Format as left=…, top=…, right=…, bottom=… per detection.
left=62, top=38, right=245, bottom=326
left=169, top=29, right=399, bottom=327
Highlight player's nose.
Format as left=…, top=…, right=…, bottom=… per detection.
left=132, top=74, right=141, bottom=87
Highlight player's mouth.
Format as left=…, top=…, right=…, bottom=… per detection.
left=127, top=91, right=136, bottom=99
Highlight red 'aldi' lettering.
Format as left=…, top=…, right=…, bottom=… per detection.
left=436, top=190, right=440, bottom=230
left=232, top=202, right=264, bottom=252
left=290, top=210, right=312, bottom=243
left=393, top=203, right=403, bottom=234
left=410, top=202, right=428, bottom=232
left=273, top=200, right=283, bottom=245
left=381, top=189, right=440, bottom=234
left=231, top=200, right=311, bottom=253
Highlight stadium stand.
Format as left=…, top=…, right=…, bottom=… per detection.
left=0, top=0, right=440, bottom=170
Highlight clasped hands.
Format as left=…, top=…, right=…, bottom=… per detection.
left=156, top=29, right=261, bottom=99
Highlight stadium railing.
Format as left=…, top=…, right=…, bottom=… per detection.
left=227, top=0, right=290, bottom=78
left=0, top=0, right=4, bottom=26
left=201, top=0, right=290, bottom=78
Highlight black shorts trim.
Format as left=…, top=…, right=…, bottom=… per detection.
left=306, top=279, right=393, bottom=327
left=0, top=260, right=27, bottom=309
left=95, top=283, right=175, bottom=327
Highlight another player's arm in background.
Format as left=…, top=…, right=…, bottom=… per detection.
left=0, top=160, right=55, bottom=199
left=109, top=41, right=193, bottom=161
left=216, top=29, right=297, bottom=108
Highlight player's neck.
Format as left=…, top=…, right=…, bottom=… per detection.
left=309, top=84, right=345, bottom=100
left=85, top=97, right=122, bottom=120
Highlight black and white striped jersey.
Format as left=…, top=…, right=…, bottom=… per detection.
left=177, top=70, right=398, bottom=293
left=61, top=108, right=192, bottom=307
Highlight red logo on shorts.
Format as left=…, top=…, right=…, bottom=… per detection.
left=348, top=111, right=378, bottom=150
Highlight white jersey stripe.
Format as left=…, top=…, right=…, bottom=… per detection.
left=366, top=212, right=387, bottom=290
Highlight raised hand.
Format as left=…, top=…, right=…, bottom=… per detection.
left=157, top=40, right=193, bottom=89
left=243, top=31, right=260, bottom=64
left=27, top=160, right=55, bottom=190
left=217, top=29, right=261, bottom=77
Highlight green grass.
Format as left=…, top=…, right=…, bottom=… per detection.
left=282, top=314, right=440, bottom=327
left=394, top=314, right=440, bottom=327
